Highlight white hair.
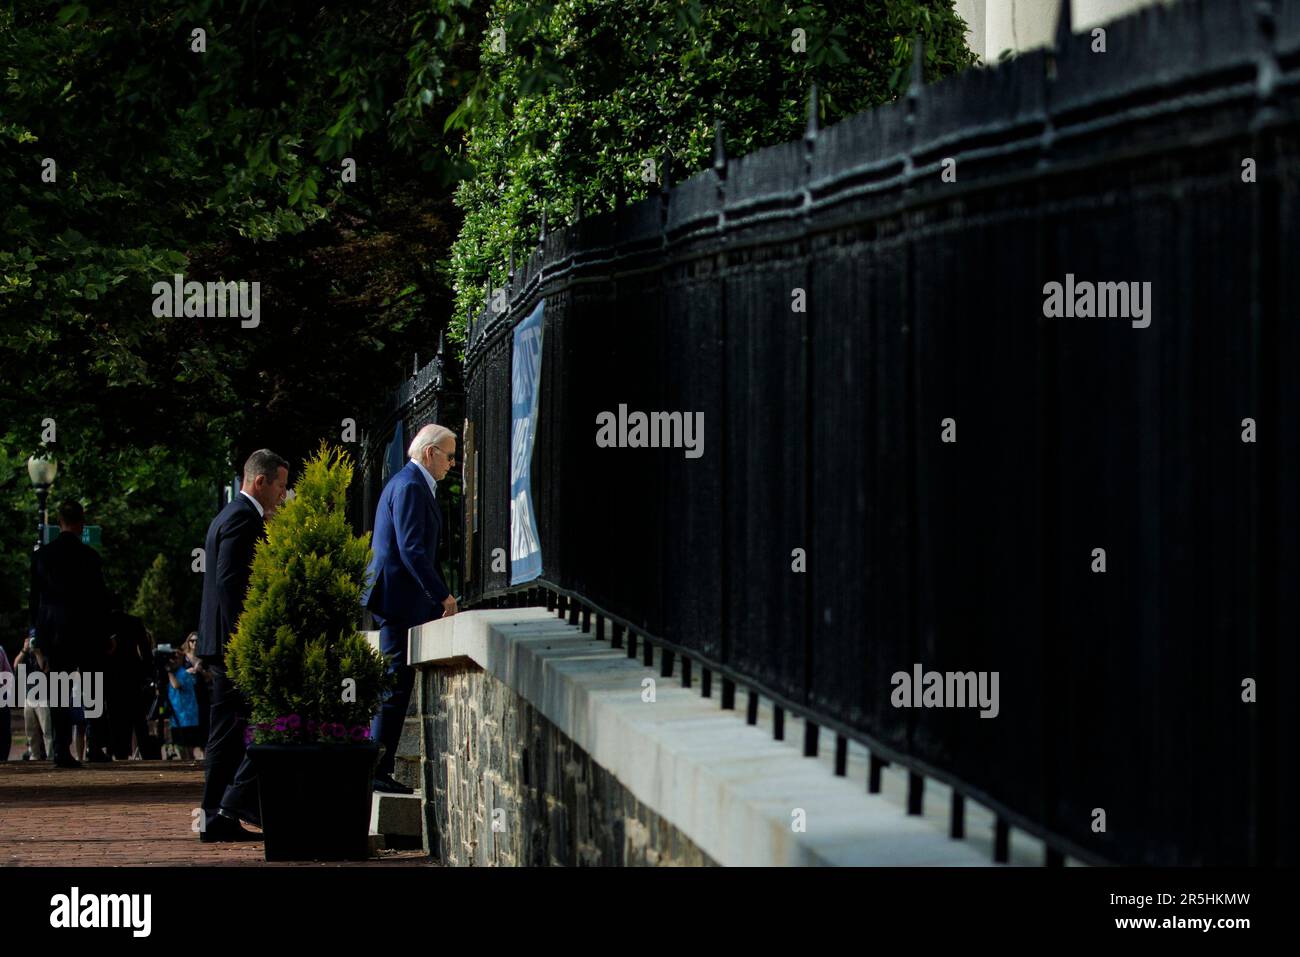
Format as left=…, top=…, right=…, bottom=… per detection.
left=408, top=423, right=455, bottom=461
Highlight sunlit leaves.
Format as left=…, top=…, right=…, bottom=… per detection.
left=445, top=0, right=976, bottom=341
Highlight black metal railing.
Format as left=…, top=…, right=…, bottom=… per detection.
left=459, top=0, right=1298, bottom=866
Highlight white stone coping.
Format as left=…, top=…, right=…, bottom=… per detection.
left=364, top=610, right=1047, bottom=867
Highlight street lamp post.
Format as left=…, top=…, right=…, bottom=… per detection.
left=27, top=455, right=58, bottom=549
left=27, top=455, right=58, bottom=631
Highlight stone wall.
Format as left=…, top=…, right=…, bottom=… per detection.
left=391, top=692, right=423, bottom=793
left=419, top=661, right=716, bottom=867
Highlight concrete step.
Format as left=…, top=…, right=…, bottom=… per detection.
left=370, top=790, right=424, bottom=851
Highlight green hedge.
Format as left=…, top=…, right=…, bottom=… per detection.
left=446, top=0, right=976, bottom=341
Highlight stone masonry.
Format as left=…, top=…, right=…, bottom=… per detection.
left=391, top=688, right=423, bottom=792
left=419, top=661, right=715, bottom=866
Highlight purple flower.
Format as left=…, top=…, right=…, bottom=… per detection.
left=350, top=725, right=368, bottom=742
left=286, top=714, right=302, bottom=730
left=244, top=727, right=255, bottom=746
left=273, top=718, right=288, bottom=732
left=332, top=723, right=346, bottom=738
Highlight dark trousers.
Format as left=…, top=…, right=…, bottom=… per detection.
left=86, top=711, right=113, bottom=758
left=371, top=615, right=415, bottom=778
left=106, top=672, right=152, bottom=759
left=82, top=656, right=112, bottom=758
left=45, top=652, right=76, bottom=763
left=201, top=660, right=259, bottom=825
left=0, top=707, right=10, bottom=762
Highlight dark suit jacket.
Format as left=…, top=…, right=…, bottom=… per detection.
left=196, top=493, right=264, bottom=660
left=105, top=609, right=153, bottom=683
left=362, top=461, right=450, bottom=626
left=31, top=530, right=108, bottom=666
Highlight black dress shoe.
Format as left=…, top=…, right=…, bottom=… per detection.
left=53, top=757, right=82, bottom=769
left=373, top=774, right=414, bottom=795
left=200, top=813, right=262, bottom=843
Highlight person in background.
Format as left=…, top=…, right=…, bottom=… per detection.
left=0, top=641, right=12, bottom=761
left=105, top=596, right=157, bottom=760
left=182, top=632, right=209, bottom=755
left=166, top=644, right=203, bottom=760
left=70, top=687, right=87, bottom=762
left=14, top=632, right=49, bottom=760
left=30, top=499, right=109, bottom=768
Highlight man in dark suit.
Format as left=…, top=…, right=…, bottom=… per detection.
left=30, top=500, right=108, bottom=768
left=363, top=424, right=457, bottom=794
left=197, top=449, right=288, bottom=842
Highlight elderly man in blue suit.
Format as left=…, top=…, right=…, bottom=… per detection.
left=363, top=423, right=458, bottom=793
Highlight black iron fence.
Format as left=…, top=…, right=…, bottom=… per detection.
left=460, top=0, right=1298, bottom=866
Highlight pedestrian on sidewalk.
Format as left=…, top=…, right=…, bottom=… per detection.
left=30, top=499, right=110, bottom=768
left=70, top=689, right=87, bottom=762
left=105, top=598, right=158, bottom=760
left=14, top=632, right=50, bottom=760
left=166, top=644, right=203, bottom=760
left=0, top=640, right=12, bottom=761
left=183, top=632, right=211, bottom=749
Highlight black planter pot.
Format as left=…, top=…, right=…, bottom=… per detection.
left=246, top=742, right=380, bottom=862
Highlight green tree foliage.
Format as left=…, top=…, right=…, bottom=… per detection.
left=0, top=1, right=485, bottom=651
left=0, top=1, right=974, bottom=656
left=130, top=552, right=181, bottom=645
left=226, top=445, right=388, bottom=734
left=0, top=436, right=214, bottom=651
left=446, top=0, right=976, bottom=338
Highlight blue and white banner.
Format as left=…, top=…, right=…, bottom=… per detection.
left=510, top=300, right=545, bottom=584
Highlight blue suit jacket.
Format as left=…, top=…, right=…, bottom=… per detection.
left=362, top=460, right=450, bottom=626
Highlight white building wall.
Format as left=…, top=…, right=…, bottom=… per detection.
left=955, top=0, right=1177, bottom=62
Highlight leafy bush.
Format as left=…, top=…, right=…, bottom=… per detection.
left=227, top=445, right=389, bottom=740
left=446, top=0, right=977, bottom=340
left=130, top=552, right=180, bottom=645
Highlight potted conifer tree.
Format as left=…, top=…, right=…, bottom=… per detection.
left=227, top=445, right=390, bottom=861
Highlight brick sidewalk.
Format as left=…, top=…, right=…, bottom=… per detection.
left=0, top=762, right=435, bottom=867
